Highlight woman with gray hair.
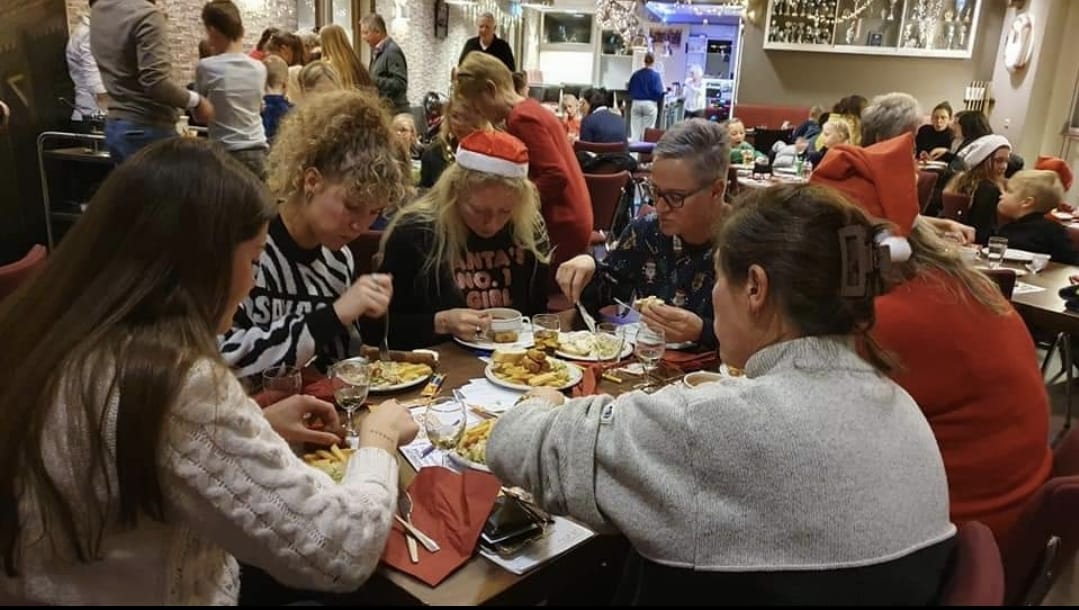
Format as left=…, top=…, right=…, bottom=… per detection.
left=556, top=119, right=729, bottom=348
left=860, top=92, right=923, bottom=147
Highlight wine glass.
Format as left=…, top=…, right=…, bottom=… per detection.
left=331, top=357, right=370, bottom=445
left=594, top=322, right=624, bottom=369
left=533, top=313, right=561, bottom=355
left=262, top=365, right=301, bottom=403
left=424, top=397, right=466, bottom=467
left=635, top=324, right=666, bottom=385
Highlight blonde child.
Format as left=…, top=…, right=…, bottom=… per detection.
left=726, top=118, right=762, bottom=164
left=296, top=60, right=341, bottom=98
left=562, top=94, right=581, bottom=140
left=996, top=170, right=1077, bottom=263
left=807, top=116, right=852, bottom=166
left=261, top=54, right=292, bottom=142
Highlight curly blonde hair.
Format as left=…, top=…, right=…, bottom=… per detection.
left=380, top=159, right=549, bottom=288
left=268, top=89, right=406, bottom=210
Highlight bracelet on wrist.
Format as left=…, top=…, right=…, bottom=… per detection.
left=365, top=428, right=398, bottom=445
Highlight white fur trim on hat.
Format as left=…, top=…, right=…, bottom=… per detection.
left=455, top=148, right=529, bottom=179
left=875, top=232, right=912, bottom=263
left=957, top=134, right=1011, bottom=170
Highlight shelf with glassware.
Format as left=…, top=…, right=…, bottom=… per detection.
left=763, top=0, right=982, bottom=59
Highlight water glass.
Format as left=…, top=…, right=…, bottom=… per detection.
left=330, top=357, right=370, bottom=443
left=634, top=324, right=666, bottom=383
left=986, top=236, right=1008, bottom=269
left=262, top=365, right=301, bottom=403
left=533, top=313, right=561, bottom=354
left=1026, top=253, right=1050, bottom=274
left=594, top=322, right=624, bottom=367
left=424, top=397, right=466, bottom=467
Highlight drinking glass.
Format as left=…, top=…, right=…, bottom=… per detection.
left=533, top=313, right=561, bottom=355
left=262, top=365, right=301, bottom=403
left=986, top=236, right=1008, bottom=269
left=634, top=324, right=666, bottom=384
left=741, top=148, right=754, bottom=166
left=1026, top=253, right=1050, bottom=274
left=424, top=397, right=466, bottom=467
left=594, top=322, right=624, bottom=368
left=330, top=357, right=370, bottom=444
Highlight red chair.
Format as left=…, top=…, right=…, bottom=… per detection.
left=637, top=127, right=665, bottom=164
left=584, top=171, right=631, bottom=251
left=941, top=192, right=973, bottom=222
left=1066, top=224, right=1079, bottom=253
left=941, top=521, right=1005, bottom=605
left=1000, top=427, right=1079, bottom=604
left=917, top=171, right=939, bottom=213
left=347, top=231, right=383, bottom=276
left=0, top=244, right=47, bottom=302
left=573, top=140, right=627, bottom=155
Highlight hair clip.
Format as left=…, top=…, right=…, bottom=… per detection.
left=838, top=225, right=870, bottom=297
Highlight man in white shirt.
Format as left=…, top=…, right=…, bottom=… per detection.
left=65, top=8, right=109, bottom=126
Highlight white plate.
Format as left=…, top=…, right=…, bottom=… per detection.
left=974, top=265, right=1028, bottom=276
left=447, top=450, right=491, bottom=473
left=554, top=330, right=635, bottom=362
left=484, top=359, right=584, bottom=392
left=981, top=247, right=1037, bottom=263
left=453, top=318, right=535, bottom=351
left=1052, top=210, right=1075, bottom=221
left=369, top=365, right=434, bottom=394
left=920, top=160, right=948, bottom=170
left=618, top=322, right=696, bottom=350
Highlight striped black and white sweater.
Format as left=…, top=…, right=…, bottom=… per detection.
left=219, top=216, right=360, bottom=378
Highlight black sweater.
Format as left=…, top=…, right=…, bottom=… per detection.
left=915, top=125, right=952, bottom=156
left=964, top=181, right=1002, bottom=245
left=374, top=217, right=550, bottom=349
left=996, top=213, right=1079, bottom=264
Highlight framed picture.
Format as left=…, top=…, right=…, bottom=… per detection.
left=867, top=31, right=884, bottom=46
left=434, top=0, right=448, bottom=40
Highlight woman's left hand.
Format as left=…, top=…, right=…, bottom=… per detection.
left=919, top=216, right=975, bottom=245
left=520, top=387, right=566, bottom=406
left=641, top=304, right=703, bottom=344
left=263, top=394, right=343, bottom=446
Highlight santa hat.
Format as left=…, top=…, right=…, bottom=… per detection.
left=1035, top=155, right=1074, bottom=191
left=455, top=131, right=529, bottom=179
left=810, top=133, right=919, bottom=262
left=957, top=134, right=1011, bottom=170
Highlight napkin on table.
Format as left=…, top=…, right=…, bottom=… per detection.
left=381, top=466, right=502, bottom=587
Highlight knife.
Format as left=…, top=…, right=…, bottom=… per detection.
left=576, top=301, right=598, bottom=333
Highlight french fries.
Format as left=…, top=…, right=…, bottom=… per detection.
left=490, top=349, right=572, bottom=388
left=302, top=444, right=356, bottom=483
left=458, top=420, right=495, bottom=465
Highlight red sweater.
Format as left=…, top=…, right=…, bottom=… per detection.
left=872, top=271, right=1051, bottom=540
left=507, top=99, right=592, bottom=271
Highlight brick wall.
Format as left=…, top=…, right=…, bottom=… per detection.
left=66, top=0, right=297, bottom=83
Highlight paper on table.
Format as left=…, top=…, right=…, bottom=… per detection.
left=1013, top=281, right=1047, bottom=296
left=478, top=516, right=597, bottom=575
left=398, top=405, right=485, bottom=471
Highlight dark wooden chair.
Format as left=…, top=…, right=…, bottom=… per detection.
left=574, top=140, right=628, bottom=155
left=941, top=191, right=973, bottom=223
left=584, top=171, right=631, bottom=252
left=940, top=521, right=1005, bottom=605
left=917, top=171, right=939, bottom=213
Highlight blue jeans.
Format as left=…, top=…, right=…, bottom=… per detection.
left=105, top=118, right=177, bottom=164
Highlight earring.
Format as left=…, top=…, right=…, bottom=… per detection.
left=304, top=190, right=313, bottom=202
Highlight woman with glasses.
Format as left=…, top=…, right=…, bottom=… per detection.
left=556, top=119, right=729, bottom=349
left=220, top=90, right=408, bottom=377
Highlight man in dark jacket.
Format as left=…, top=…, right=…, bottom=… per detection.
left=457, top=12, right=515, bottom=71
left=360, top=13, right=409, bottom=114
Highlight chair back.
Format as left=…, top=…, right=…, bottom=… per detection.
left=1066, top=224, right=1079, bottom=253
left=0, top=245, right=47, bottom=302
left=1053, top=425, right=1079, bottom=478
left=347, top=231, right=383, bottom=276
left=941, top=521, right=1005, bottom=605
left=637, top=127, right=665, bottom=164
left=982, top=268, right=1017, bottom=299
left=574, top=140, right=628, bottom=155
left=1000, top=475, right=1079, bottom=604
left=636, top=203, right=656, bottom=219
left=917, top=171, right=939, bottom=212
left=941, top=191, right=973, bottom=222
left=750, top=128, right=793, bottom=157
left=726, top=165, right=741, bottom=201
left=584, top=171, right=630, bottom=234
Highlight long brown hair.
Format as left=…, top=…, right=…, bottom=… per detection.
left=716, top=183, right=895, bottom=371
left=946, top=155, right=1001, bottom=195
left=318, top=24, right=373, bottom=89
left=0, top=139, right=274, bottom=575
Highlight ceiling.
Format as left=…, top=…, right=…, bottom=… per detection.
left=644, top=1, right=744, bottom=24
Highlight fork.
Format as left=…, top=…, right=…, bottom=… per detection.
left=576, top=302, right=597, bottom=333
left=380, top=312, right=391, bottom=363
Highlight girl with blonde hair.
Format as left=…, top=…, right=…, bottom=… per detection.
left=317, top=24, right=373, bottom=90
left=378, top=130, right=551, bottom=348
left=221, top=89, right=407, bottom=376
left=419, top=96, right=492, bottom=188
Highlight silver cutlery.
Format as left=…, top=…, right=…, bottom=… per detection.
left=577, top=302, right=597, bottom=333
left=396, top=491, right=440, bottom=553
left=397, top=492, right=419, bottom=563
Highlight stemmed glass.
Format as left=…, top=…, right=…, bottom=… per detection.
left=635, top=324, right=666, bottom=386
left=594, top=322, right=625, bottom=369
left=331, top=357, right=370, bottom=446
left=424, top=397, right=467, bottom=467
left=262, top=365, right=301, bottom=403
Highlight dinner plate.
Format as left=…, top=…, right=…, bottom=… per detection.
left=920, top=160, right=948, bottom=170
left=554, top=330, right=635, bottom=362
left=484, top=359, right=584, bottom=392
left=1052, top=210, right=1075, bottom=221
left=453, top=321, right=535, bottom=351
left=369, top=362, right=434, bottom=393
left=447, top=450, right=491, bottom=473
left=617, top=322, right=696, bottom=350
left=980, top=247, right=1037, bottom=262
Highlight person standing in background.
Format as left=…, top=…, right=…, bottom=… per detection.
left=682, top=64, right=705, bottom=120
left=65, top=3, right=109, bottom=128
left=457, top=12, right=516, bottom=72
left=249, top=27, right=279, bottom=60
left=627, top=53, right=664, bottom=142
left=92, top=0, right=214, bottom=163
left=196, top=0, right=268, bottom=179
left=261, top=55, right=292, bottom=143
left=360, top=13, right=409, bottom=115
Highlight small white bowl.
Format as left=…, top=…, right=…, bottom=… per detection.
left=486, top=307, right=524, bottom=333
left=683, top=371, right=725, bottom=388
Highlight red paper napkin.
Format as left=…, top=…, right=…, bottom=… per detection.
left=381, top=466, right=502, bottom=586
left=662, top=350, right=719, bottom=373
left=570, top=363, right=602, bottom=398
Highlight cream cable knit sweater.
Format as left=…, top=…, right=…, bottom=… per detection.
left=2, top=360, right=398, bottom=605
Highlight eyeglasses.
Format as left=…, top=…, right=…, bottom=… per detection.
left=643, top=180, right=711, bottom=209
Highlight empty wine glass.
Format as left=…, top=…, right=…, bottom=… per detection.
left=262, top=365, right=301, bottom=403
left=424, top=397, right=466, bottom=467
left=594, top=322, right=624, bottom=368
left=635, top=324, right=666, bottom=385
left=331, top=357, right=370, bottom=445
